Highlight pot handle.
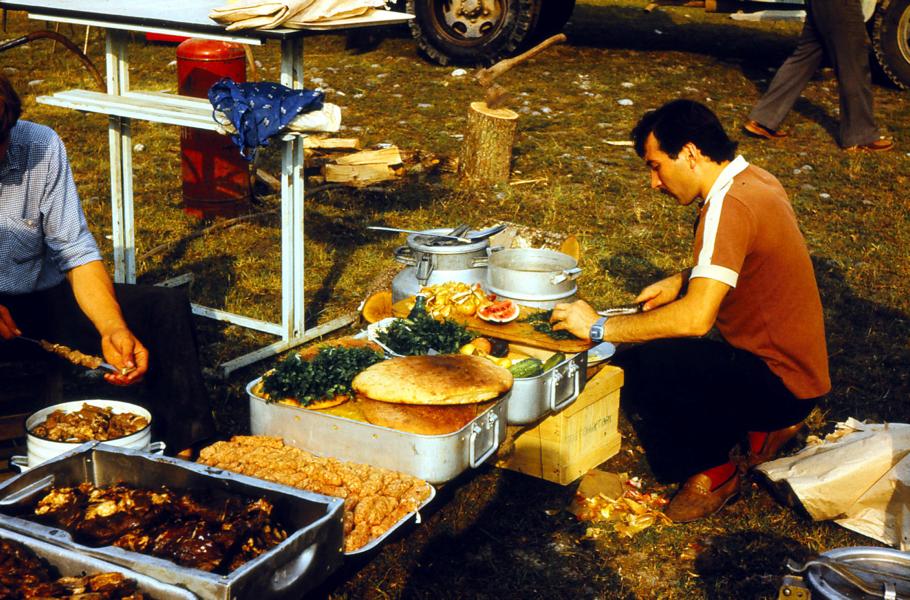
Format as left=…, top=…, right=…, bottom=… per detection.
left=393, top=245, right=416, bottom=266
left=484, top=246, right=504, bottom=256
left=148, top=441, right=166, bottom=455
left=550, top=267, right=582, bottom=286
left=549, top=361, right=582, bottom=412
left=415, top=253, right=433, bottom=282
left=9, top=455, right=28, bottom=473
left=468, top=413, right=500, bottom=467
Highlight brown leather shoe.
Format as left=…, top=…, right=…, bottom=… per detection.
left=743, top=120, right=789, bottom=140
left=747, top=422, right=804, bottom=468
left=664, top=472, right=740, bottom=523
left=844, top=138, right=895, bottom=153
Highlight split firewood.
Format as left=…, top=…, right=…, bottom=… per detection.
left=324, top=163, right=400, bottom=187
left=303, top=136, right=362, bottom=151
left=332, top=146, right=402, bottom=167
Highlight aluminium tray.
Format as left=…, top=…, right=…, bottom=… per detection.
left=0, top=442, right=346, bottom=600
left=508, top=350, right=588, bottom=425
left=249, top=380, right=508, bottom=484
left=0, top=527, right=198, bottom=600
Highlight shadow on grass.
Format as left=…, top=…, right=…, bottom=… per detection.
left=693, top=530, right=814, bottom=599
left=315, top=467, right=633, bottom=599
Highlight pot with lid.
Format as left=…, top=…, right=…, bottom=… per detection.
left=391, top=228, right=491, bottom=303
left=485, top=248, right=582, bottom=309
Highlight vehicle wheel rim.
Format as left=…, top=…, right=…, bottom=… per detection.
left=899, top=3, right=910, bottom=65
left=434, top=0, right=507, bottom=47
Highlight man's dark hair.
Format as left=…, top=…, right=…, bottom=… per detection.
left=0, top=74, right=22, bottom=144
left=631, top=99, right=737, bottom=163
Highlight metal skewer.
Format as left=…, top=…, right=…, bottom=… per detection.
left=17, top=335, right=124, bottom=374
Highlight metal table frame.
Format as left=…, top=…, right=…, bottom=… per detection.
left=3, top=1, right=408, bottom=375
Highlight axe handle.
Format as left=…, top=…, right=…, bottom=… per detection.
left=478, top=33, right=567, bottom=85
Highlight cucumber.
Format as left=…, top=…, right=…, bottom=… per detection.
left=509, top=358, right=544, bottom=378
left=542, top=352, right=566, bottom=372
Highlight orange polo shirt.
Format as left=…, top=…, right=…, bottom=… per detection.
left=692, top=158, right=831, bottom=399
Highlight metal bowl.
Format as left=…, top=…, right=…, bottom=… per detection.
left=806, top=546, right=910, bottom=599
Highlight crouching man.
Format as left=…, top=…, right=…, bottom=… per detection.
left=551, top=99, right=830, bottom=522
left=0, top=74, right=215, bottom=456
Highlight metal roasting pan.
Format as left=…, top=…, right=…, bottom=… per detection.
left=0, top=442, right=346, bottom=600
left=249, top=381, right=509, bottom=484
left=0, top=527, right=198, bottom=600
left=805, top=546, right=910, bottom=599
left=507, top=351, right=588, bottom=425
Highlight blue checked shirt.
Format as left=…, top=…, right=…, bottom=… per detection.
left=0, top=120, right=102, bottom=294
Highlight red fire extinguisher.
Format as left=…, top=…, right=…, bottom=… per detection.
left=177, top=39, right=250, bottom=218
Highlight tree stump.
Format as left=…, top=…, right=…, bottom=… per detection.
left=458, top=101, right=519, bottom=185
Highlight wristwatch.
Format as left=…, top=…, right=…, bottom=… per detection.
left=589, top=316, right=608, bottom=343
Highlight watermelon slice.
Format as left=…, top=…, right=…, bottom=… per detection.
left=477, top=299, right=520, bottom=324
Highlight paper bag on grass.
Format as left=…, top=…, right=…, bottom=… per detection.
left=757, top=418, right=910, bottom=549
left=834, top=455, right=910, bottom=551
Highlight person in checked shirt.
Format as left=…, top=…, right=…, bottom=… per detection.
left=0, top=74, right=214, bottom=457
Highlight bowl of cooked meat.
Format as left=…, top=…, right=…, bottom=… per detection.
left=17, top=400, right=163, bottom=471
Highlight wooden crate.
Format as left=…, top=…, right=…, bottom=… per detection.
left=498, top=364, right=623, bottom=485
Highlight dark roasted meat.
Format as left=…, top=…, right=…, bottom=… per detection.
left=0, top=538, right=144, bottom=599
left=33, top=483, right=288, bottom=575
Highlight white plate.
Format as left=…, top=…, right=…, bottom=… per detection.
left=587, top=342, right=616, bottom=364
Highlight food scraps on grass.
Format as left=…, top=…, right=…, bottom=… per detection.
left=574, top=478, right=671, bottom=538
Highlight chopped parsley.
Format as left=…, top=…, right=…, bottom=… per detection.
left=523, top=310, right=577, bottom=340
left=262, top=346, right=383, bottom=406
left=376, top=314, right=474, bottom=355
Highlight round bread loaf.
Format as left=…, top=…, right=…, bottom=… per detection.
left=352, top=354, right=513, bottom=405
left=356, top=396, right=496, bottom=435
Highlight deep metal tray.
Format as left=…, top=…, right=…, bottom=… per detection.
left=508, top=350, right=588, bottom=425
left=0, top=443, right=345, bottom=600
left=0, top=527, right=198, bottom=600
left=249, top=380, right=508, bottom=484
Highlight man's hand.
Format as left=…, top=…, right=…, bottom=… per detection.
left=0, top=305, right=21, bottom=340
left=100, top=326, right=148, bottom=386
left=635, top=272, right=687, bottom=311
left=550, top=300, right=600, bottom=340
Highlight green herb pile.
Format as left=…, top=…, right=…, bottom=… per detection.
left=376, top=314, right=474, bottom=355
left=523, top=310, right=577, bottom=340
left=261, top=346, right=383, bottom=406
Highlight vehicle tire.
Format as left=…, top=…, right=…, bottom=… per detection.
left=407, top=0, right=542, bottom=66
left=871, top=0, right=910, bottom=89
left=533, top=0, right=575, bottom=40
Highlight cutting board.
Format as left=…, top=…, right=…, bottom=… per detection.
left=391, top=298, right=594, bottom=353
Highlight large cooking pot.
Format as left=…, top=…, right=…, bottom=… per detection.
left=13, top=399, right=165, bottom=471
left=486, top=248, right=581, bottom=308
left=391, top=228, right=490, bottom=302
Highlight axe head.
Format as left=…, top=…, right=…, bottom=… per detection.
left=484, top=83, right=511, bottom=109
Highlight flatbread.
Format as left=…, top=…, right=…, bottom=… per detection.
left=352, top=354, right=513, bottom=405
left=356, top=395, right=496, bottom=435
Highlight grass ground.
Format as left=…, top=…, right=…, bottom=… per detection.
left=2, top=1, right=908, bottom=597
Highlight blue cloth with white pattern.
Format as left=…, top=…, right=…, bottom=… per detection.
left=0, top=120, right=102, bottom=294
left=208, top=79, right=324, bottom=160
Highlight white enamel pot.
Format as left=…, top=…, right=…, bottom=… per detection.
left=12, top=399, right=165, bottom=471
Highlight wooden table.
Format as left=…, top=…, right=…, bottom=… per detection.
left=1, top=0, right=411, bottom=375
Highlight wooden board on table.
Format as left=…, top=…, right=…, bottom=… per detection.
left=392, top=298, right=593, bottom=353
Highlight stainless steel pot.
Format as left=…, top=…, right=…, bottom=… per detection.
left=486, top=248, right=582, bottom=307
left=391, top=228, right=491, bottom=302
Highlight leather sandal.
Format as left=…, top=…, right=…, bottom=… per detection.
left=844, top=138, right=895, bottom=153
left=664, top=472, right=740, bottom=523
left=747, top=422, right=804, bottom=468
left=743, top=120, right=789, bottom=140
